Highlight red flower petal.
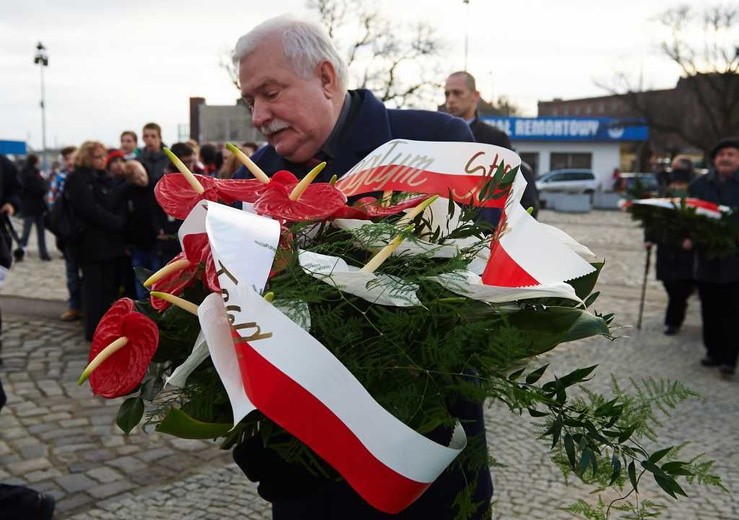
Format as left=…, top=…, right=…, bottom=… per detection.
left=254, top=183, right=347, bottom=222
left=215, top=178, right=271, bottom=204
left=331, top=195, right=428, bottom=220
left=154, top=174, right=219, bottom=219
left=204, top=254, right=221, bottom=292
left=149, top=252, right=199, bottom=311
left=182, top=233, right=211, bottom=264
left=88, top=301, right=159, bottom=398
left=90, top=298, right=134, bottom=340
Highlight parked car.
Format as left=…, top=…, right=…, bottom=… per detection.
left=535, top=169, right=599, bottom=208
left=617, top=172, right=659, bottom=198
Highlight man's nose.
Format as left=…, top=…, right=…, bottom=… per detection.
left=251, top=100, right=271, bottom=128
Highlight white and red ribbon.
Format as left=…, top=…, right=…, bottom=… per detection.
left=620, top=197, right=730, bottom=219
left=172, top=140, right=600, bottom=513
left=195, top=201, right=465, bottom=514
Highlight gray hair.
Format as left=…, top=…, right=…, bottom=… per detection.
left=232, top=15, right=348, bottom=90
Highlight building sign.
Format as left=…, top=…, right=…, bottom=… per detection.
left=480, top=117, right=648, bottom=142
left=0, top=140, right=27, bottom=155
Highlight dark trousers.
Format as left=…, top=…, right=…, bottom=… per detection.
left=19, top=214, right=48, bottom=258
left=697, top=281, right=739, bottom=368
left=662, top=279, right=694, bottom=328
left=81, top=259, right=122, bottom=341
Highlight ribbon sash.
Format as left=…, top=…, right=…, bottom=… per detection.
left=197, top=201, right=465, bottom=514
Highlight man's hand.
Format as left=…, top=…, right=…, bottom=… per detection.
left=0, top=203, right=14, bottom=216
left=682, top=238, right=693, bottom=251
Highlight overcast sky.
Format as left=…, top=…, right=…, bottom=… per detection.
left=0, top=0, right=712, bottom=151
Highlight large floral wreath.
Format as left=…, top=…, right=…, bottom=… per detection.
left=78, top=141, right=721, bottom=519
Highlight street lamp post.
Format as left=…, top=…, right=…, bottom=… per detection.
left=463, top=0, right=470, bottom=71
left=34, top=42, right=49, bottom=171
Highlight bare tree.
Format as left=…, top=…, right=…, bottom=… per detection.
left=599, top=4, right=739, bottom=154
left=219, top=1, right=447, bottom=109
left=308, top=0, right=446, bottom=108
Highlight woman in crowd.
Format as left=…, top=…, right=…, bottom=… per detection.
left=64, top=141, right=127, bottom=341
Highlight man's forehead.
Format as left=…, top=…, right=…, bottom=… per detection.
left=445, top=77, right=470, bottom=91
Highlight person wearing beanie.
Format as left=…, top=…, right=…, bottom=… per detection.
left=106, top=149, right=127, bottom=184
left=688, top=137, right=739, bottom=377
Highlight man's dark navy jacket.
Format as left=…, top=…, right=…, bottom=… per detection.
left=233, top=89, right=493, bottom=519
left=234, top=89, right=474, bottom=182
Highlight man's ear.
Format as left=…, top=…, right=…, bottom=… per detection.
left=318, top=61, right=338, bottom=97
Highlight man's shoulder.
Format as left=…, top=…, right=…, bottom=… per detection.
left=386, top=108, right=473, bottom=142
left=470, top=119, right=512, bottom=149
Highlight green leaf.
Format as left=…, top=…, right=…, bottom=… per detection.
left=527, top=408, right=548, bottom=418
left=648, top=446, right=674, bottom=464
left=525, top=365, right=549, bottom=384
left=583, top=291, right=600, bottom=308
left=155, top=408, right=232, bottom=440
left=579, top=448, right=592, bottom=475
left=504, top=307, right=609, bottom=358
left=116, top=397, right=144, bottom=434
left=557, top=365, right=597, bottom=387
left=618, top=424, right=637, bottom=443
left=654, top=473, right=687, bottom=499
left=567, top=262, right=604, bottom=299
left=564, top=433, right=577, bottom=469
left=507, top=367, right=525, bottom=382
left=661, top=461, right=693, bottom=477
left=610, top=454, right=622, bottom=485
left=628, top=461, right=638, bottom=491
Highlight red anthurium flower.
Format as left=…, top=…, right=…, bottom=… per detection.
left=155, top=171, right=301, bottom=220
left=181, top=233, right=220, bottom=293
left=155, top=174, right=221, bottom=219
left=149, top=252, right=201, bottom=311
left=87, top=298, right=159, bottom=398
left=254, top=182, right=347, bottom=222
left=331, top=195, right=428, bottom=220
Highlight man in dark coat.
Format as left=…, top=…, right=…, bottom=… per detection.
left=232, top=16, right=491, bottom=519
left=688, top=137, right=739, bottom=376
left=137, top=122, right=169, bottom=187
left=444, top=71, right=538, bottom=220
left=644, top=156, right=696, bottom=335
left=18, top=154, right=51, bottom=260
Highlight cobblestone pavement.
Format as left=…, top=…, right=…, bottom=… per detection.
left=1, top=210, right=737, bottom=519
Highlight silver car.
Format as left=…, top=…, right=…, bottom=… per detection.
left=535, top=169, right=599, bottom=207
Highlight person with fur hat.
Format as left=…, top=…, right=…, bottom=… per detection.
left=688, top=137, right=739, bottom=376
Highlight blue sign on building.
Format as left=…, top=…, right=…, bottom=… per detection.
left=480, top=117, right=648, bottom=142
left=0, top=140, right=27, bottom=155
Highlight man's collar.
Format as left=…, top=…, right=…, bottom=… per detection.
left=320, top=94, right=352, bottom=160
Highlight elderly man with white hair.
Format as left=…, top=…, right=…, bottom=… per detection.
left=232, top=15, right=493, bottom=520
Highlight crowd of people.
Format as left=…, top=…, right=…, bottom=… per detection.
left=1, top=129, right=259, bottom=341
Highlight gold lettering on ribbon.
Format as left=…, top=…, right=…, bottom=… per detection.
left=450, top=150, right=513, bottom=204
left=216, top=258, right=272, bottom=343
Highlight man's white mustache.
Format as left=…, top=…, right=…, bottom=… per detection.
left=259, top=120, right=290, bottom=136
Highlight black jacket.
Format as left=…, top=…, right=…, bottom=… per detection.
left=64, top=167, right=127, bottom=262
left=19, top=165, right=48, bottom=217
left=688, top=169, right=739, bottom=283
left=0, top=155, right=21, bottom=213
left=137, top=147, right=169, bottom=187
left=124, top=184, right=159, bottom=249
left=469, top=117, right=512, bottom=150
